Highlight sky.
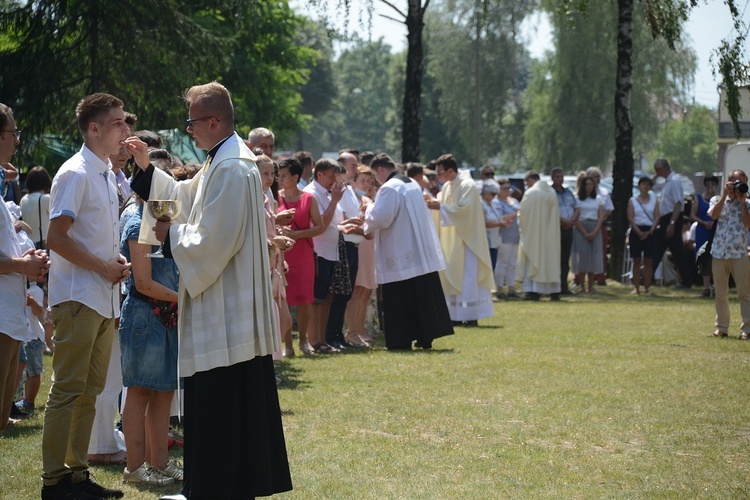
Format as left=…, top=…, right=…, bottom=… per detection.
left=293, top=0, right=750, bottom=109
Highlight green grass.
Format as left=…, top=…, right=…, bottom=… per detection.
left=2, top=282, right=750, bottom=498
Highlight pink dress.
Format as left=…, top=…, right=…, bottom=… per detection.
left=279, top=192, right=315, bottom=306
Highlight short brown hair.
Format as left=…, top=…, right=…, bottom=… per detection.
left=76, top=93, right=124, bottom=135
left=435, top=154, right=458, bottom=172
left=294, top=151, right=313, bottom=170
left=370, top=153, right=396, bottom=171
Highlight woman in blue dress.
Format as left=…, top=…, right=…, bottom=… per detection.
left=119, top=151, right=181, bottom=486
left=690, top=175, right=718, bottom=297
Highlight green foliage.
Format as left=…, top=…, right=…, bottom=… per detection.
left=650, top=104, right=718, bottom=174
left=423, top=0, right=536, bottom=167
left=0, top=0, right=315, bottom=169
left=523, top=0, right=696, bottom=172
left=292, top=35, right=400, bottom=159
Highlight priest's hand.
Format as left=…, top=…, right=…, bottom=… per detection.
left=427, top=200, right=441, bottom=210
left=122, top=136, right=151, bottom=171
left=154, top=219, right=172, bottom=243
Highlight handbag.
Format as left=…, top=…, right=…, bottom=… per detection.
left=328, top=234, right=352, bottom=296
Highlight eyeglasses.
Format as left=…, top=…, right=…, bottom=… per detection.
left=1, top=129, right=21, bottom=140
left=185, top=116, right=214, bottom=128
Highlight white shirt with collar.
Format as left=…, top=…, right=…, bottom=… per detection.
left=303, top=179, right=342, bottom=262
left=658, top=171, right=683, bottom=217
left=338, top=185, right=364, bottom=245
left=0, top=200, right=31, bottom=340
left=48, top=144, right=121, bottom=318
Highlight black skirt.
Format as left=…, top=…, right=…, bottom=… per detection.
left=382, top=271, right=454, bottom=349
left=181, top=355, right=292, bottom=499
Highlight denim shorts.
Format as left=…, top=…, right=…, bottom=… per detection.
left=119, top=295, right=178, bottom=391
left=313, top=256, right=336, bottom=303
left=24, top=339, right=45, bottom=377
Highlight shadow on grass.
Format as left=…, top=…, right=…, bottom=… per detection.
left=3, top=419, right=43, bottom=438
left=276, top=362, right=309, bottom=391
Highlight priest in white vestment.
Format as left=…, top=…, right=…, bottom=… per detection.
left=130, top=82, right=292, bottom=498
left=517, top=172, right=562, bottom=300
left=428, top=154, right=494, bottom=326
left=342, top=153, right=454, bottom=349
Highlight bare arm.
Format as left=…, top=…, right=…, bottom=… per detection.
left=47, top=215, right=130, bottom=284
left=128, top=240, right=178, bottom=302
left=0, top=249, right=49, bottom=281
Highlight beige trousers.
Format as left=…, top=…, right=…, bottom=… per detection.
left=712, top=257, right=750, bottom=335
left=41, top=301, right=115, bottom=485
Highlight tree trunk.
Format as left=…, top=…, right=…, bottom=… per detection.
left=402, top=0, right=424, bottom=162
left=610, top=0, right=634, bottom=280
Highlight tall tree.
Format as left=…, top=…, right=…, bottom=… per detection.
left=309, top=0, right=431, bottom=161
left=424, top=0, right=535, bottom=166
left=557, top=0, right=744, bottom=279
left=0, top=0, right=316, bottom=168
left=651, top=104, right=718, bottom=174
left=292, top=35, right=399, bottom=159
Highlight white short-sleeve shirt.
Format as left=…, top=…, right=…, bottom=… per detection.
left=0, top=201, right=30, bottom=340
left=338, top=185, right=365, bottom=245
left=48, top=145, right=121, bottom=318
left=304, top=180, right=342, bottom=262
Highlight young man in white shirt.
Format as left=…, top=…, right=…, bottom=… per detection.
left=42, top=93, right=132, bottom=500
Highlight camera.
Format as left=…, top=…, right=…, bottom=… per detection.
left=733, top=180, right=749, bottom=194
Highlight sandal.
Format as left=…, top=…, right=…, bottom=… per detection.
left=708, top=331, right=728, bottom=338
left=88, top=450, right=127, bottom=465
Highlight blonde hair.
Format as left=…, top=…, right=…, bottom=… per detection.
left=183, top=81, right=233, bottom=123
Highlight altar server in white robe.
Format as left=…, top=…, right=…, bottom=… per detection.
left=428, top=153, right=494, bottom=326
left=342, top=153, right=454, bottom=350
left=129, top=82, right=292, bottom=499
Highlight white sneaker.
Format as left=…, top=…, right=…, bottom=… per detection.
left=157, top=460, right=184, bottom=481
left=123, top=462, right=175, bottom=486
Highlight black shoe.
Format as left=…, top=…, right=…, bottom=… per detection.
left=452, top=320, right=464, bottom=327
left=74, top=471, right=124, bottom=499
left=550, top=293, right=561, bottom=301
left=42, top=474, right=100, bottom=500
left=10, top=402, right=29, bottom=419
left=524, top=293, right=540, bottom=301
left=560, top=289, right=577, bottom=296
left=339, top=339, right=363, bottom=349
left=414, top=340, right=433, bottom=349
left=464, top=320, right=479, bottom=327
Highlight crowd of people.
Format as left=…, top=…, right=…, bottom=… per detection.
left=2, top=81, right=750, bottom=500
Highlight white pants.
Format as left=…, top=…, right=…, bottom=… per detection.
left=87, top=330, right=125, bottom=455
left=495, top=242, right=519, bottom=288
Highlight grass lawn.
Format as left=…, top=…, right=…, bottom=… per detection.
left=2, top=282, right=750, bottom=498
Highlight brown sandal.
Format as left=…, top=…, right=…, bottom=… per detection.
left=708, top=331, right=728, bottom=338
